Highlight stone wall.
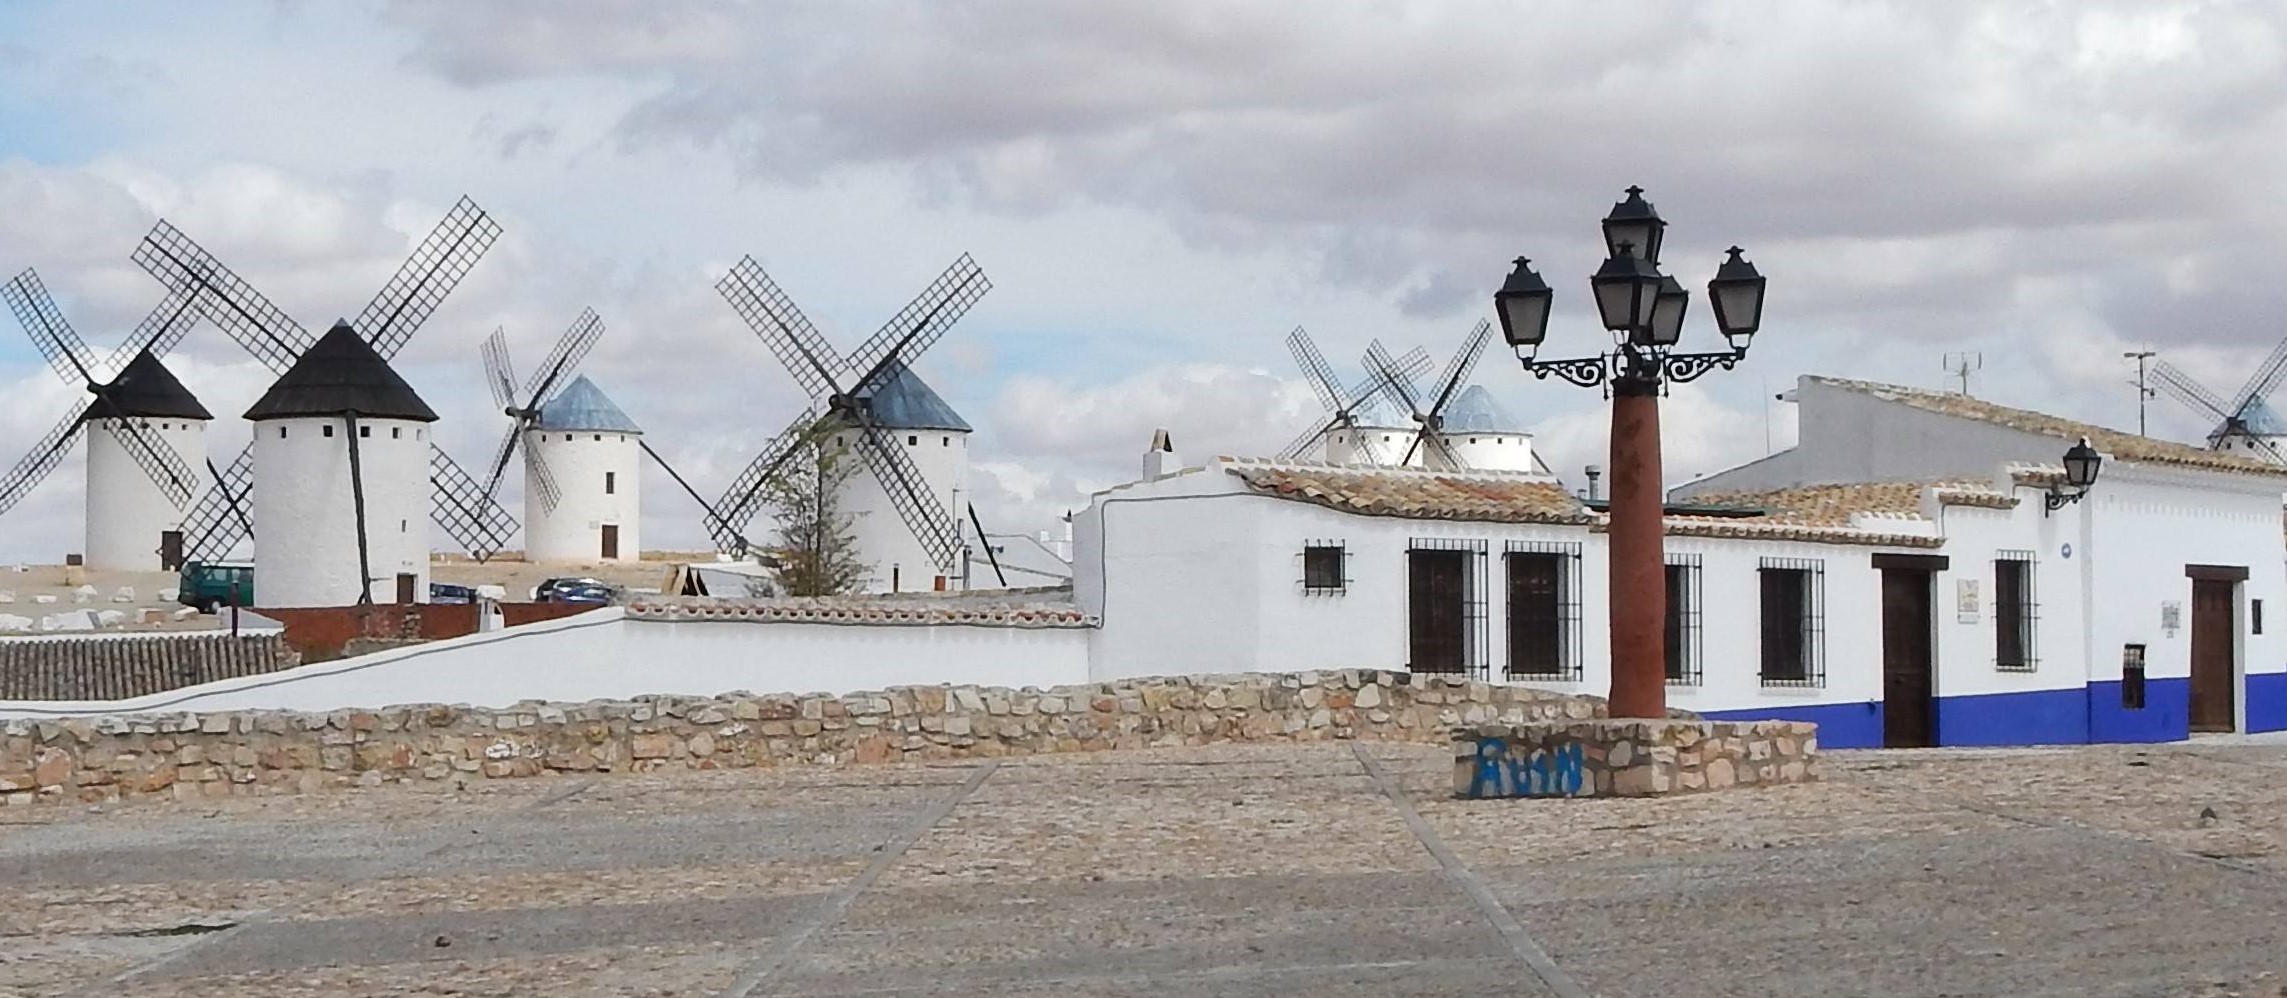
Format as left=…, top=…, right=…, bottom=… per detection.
left=1454, top=719, right=1820, bottom=798
left=0, top=670, right=1614, bottom=805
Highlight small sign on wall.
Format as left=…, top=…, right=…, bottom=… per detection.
left=2161, top=601, right=2183, bottom=638
left=1956, top=579, right=1981, bottom=624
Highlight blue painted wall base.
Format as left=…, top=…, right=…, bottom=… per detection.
left=2249, top=672, right=2287, bottom=733
left=1706, top=679, right=2206, bottom=748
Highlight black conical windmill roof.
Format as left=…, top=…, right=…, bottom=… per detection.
left=84, top=348, right=213, bottom=421
left=243, top=321, right=439, bottom=422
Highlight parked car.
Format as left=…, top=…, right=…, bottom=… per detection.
left=429, top=582, right=478, bottom=604
left=176, top=561, right=255, bottom=613
left=533, top=577, right=616, bottom=604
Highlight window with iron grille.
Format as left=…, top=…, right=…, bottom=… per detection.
left=1665, top=554, right=1703, bottom=686
left=1758, top=558, right=1825, bottom=687
left=1301, top=542, right=1347, bottom=594
left=1503, top=541, right=1582, bottom=680
left=1995, top=550, right=2038, bottom=672
left=1406, top=538, right=1489, bottom=679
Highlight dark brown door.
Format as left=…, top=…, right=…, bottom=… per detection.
left=600, top=524, right=620, bottom=560
left=1881, top=568, right=1936, bottom=747
left=1408, top=550, right=1468, bottom=674
left=159, top=530, right=184, bottom=571
left=395, top=573, right=418, bottom=605
left=1506, top=553, right=1561, bottom=678
left=2190, top=579, right=2237, bottom=732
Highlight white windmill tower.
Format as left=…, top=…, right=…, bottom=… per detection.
left=135, top=197, right=518, bottom=604
left=1278, top=326, right=1428, bottom=466
left=1364, top=319, right=1508, bottom=471
left=0, top=268, right=208, bottom=570
left=2149, top=340, right=2287, bottom=464
left=1435, top=385, right=1536, bottom=472
left=475, top=313, right=641, bottom=564
left=710, top=254, right=990, bottom=593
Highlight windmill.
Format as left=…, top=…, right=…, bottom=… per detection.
left=1276, top=327, right=1431, bottom=465
left=1366, top=318, right=1494, bottom=469
left=2148, top=339, right=2287, bottom=464
left=132, top=196, right=521, bottom=566
left=0, top=267, right=213, bottom=570
left=710, top=254, right=990, bottom=592
left=477, top=309, right=604, bottom=520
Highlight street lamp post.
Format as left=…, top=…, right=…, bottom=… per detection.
left=1492, top=187, right=1767, bottom=719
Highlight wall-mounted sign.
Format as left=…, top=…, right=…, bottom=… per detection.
left=1956, top=579, right=1981, bottom=624
left=2161, top=601, right=2183, bottom=638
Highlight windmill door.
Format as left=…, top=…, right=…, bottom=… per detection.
left=159, top=531, right=184, bottom=572
left=2190, top=579, right=2237, bottom=732
left=600, top=524, right=620, bottom=560
left=1408, top=549, right=1469, bottom=675
left=395, top=573, right=418, bottom=605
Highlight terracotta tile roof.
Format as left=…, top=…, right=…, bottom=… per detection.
left=625, top=596, right=1096, bottom=629
left=1655, top=479, right=2018, bottom=549
left=1809, top=376, right=2287, bottom=479
left=1222, top=458, right=1595, bottom=525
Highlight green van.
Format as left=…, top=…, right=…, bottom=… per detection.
left=176, top=561, right=255, bottom=613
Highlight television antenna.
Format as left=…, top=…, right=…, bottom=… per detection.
left=1942, top=352, right=1982, bottom=395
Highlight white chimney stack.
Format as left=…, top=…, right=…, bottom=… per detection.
left=1142, top=428, right=1178, bottom=480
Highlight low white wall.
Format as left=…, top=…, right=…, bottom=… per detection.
left=0, top=608, right=1092, bottom=717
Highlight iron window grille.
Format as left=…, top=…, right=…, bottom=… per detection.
left=1503, top=540, right=1582, bottom=680
left=1406, top=537, right=1490, bottom=679
left=1995, top=549, right=2038, bottom=672
left=1665, top=554, right=1704, bottom=686
left=1301, top=542, right=1349, bottom=594
left=1758, top=557, right=1826, bottom=688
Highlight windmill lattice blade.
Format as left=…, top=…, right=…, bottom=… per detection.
left=181, top=447, right=255, bottom=562
left=1278, top=416, right=1342, bottom=461
left=854, top=421, right=962, bottom=571
left=113, top=285, right=204, bottom=370
left=0, top=406, right=88, bottom=517
left=2149, top=361, right=2233, bottom=424
left=1286, top=327, right=1344, bottom=412
left=103, top=418, right=198, bottom=508
left=1344, top=346, right=1430, bottom=412
left=710, top=406, right=822, bottom=552
left=480, top=423, right=522, bottom=509
left=526, top=440, right=563, bottom=513
left=2238, top=434, right=2287, bottom=467
left=521, top=307, right=602, bottom=404
left=717, top=257, right=844, bottom=401
left=849, top=254, right=990, bottom=391
left=2229, top=337, right=2287, bottom=415
left=481, top=327, right=517, bottom=410
left=430, top=445, right=520, bottom=561
left=2, top=269, right=98, bottom=385
left=1364, top=340, right=1426, bottom=416
left=1426, top=319, right=1492, bottom=418
left=135, top=220, right=312, bottom=375
left=360, top=196, right=502, bottom=360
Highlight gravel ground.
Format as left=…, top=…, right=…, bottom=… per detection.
left=3, top=739, right=2285, bottom=997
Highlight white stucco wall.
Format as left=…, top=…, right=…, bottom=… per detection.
left=84, top=418, right=206, bottom=571
left=0, top=608, right=1092, bottom=717
left=251, top=416, right=432, bottom=608
left=523, top=429, right=643, bottom=563
left=1439, top=431, right=1536, bottom=472
left=830, top=427, right=968, bottom=593
left=1675, top=378, right=2073, bottom=496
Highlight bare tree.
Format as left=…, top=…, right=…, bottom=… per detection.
left=761, top=421, right=869, bottom=596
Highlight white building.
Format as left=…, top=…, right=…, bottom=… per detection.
left=83, top=349, right=209, bottom=571
left=245, top=322, right=439, bottom=608
left=828, top=360, right=970, bottom=594
left=523, top=375, right=642, bottom=564
left=1073, top=375, right=2287, bottom=748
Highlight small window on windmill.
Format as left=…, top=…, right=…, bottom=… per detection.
left=323, top=424, right=334, bottom=438
left=391, top=427, right=401, bottom=439
left=908, top=434, right=919, bottom=446
left=605, top=471, right=616, bottom=495
left=399, top=519, right=407, bottom=533
left=942, top=436, right=949, bottom=446
left=279, top=427, right=287, bottom=438
left=359, top=425, right=371, bottom=438
left=1302, top=543, right=1347, bottom=594
left=594, top=434, right=602, bottom=442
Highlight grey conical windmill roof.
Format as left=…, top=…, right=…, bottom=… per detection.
left=85, top=348, right=212, bottom=421
left=536, top=375, right=642, bottom=433
left=243, top=321, right=438, bottom=422
left=856, top=360, right=971, bottom=432
left=1440, top=385, right=1529, bottom=435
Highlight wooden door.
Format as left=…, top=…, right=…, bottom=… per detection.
left=395, top=573, right=418, bottom=605
left=1408, top=550, right=1467, bottom=674
left=1880, top=568, right=1936, bottom=747
left=2190, top=579, right=2237, bottom=732
left=600, top=524, right=620, bottom=560
left=159, top=530, right=184, bottom=571
left=1506, top=553, right=1561, bottom=678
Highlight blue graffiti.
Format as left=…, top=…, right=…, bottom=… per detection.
left=1468, top=738, right=1585, bottom=798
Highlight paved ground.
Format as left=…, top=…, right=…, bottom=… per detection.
left=4, top=739, right=2286, bottom=997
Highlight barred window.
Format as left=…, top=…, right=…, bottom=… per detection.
left=1302, top=543, right=1347, bottom=593
left=1996, top=551, right=2038, bottom=672
left=1407, top=538, right=1489, bottom=678
left=1759, top=558, right=1825, bottom=687
left=1665, top=555, right=1703, bottom=686
left=1503, top=541, right=1582, bottom=681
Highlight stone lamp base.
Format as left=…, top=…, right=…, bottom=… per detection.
left=1454, top=719, right=1818, bottom=799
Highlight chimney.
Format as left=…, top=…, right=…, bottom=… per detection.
left=1057, top=510, right=1074, bottom=561
left=1583, top=464, right=1603, bottom=502
left=1142, top=428, right=1177, bottom=480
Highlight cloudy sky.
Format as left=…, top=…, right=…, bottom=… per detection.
left=0, top=0, right=2281, bottom=563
